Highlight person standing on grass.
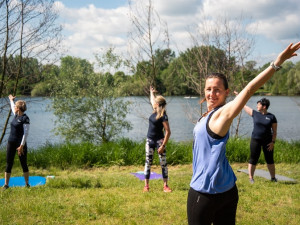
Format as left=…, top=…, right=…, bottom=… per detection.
left=3, top=95, right=30, bottom=190
left=241, top=97, right=277, bottom=183
left=187, top=42, right=300, bottom=225
left=143, top=86, right=172, bottom=193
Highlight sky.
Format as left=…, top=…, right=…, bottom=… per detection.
left=54, top=0, right=300, bottom=68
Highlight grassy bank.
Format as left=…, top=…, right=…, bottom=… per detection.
left=0, top=138, right=299, bottom=170
left=0, top=163, right=299, bottom=225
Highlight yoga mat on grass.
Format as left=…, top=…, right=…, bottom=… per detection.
left=237, top=169, right=297, bottom=183
left=0, top=176, right=46, bottom=187
left=131, top=171, right=163, bottom=181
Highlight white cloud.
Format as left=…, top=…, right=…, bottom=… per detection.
left=154, top=0, right=203, bottom=16
left=55, top=0, right=300, bottom=66
left=56, top=1, right=130, bottom=61
left=201, top=0, right=300, bottom=41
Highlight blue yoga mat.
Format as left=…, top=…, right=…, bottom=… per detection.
left=0, top=176, right=46, bottom=187
left=131, top=171, right=163, bottom=180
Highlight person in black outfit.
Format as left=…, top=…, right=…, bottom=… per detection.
left=243, top=98, right=278, bottom=183
left=143, top=86, right=172, bottom=192
left=3, top=95, right=30, bottom=190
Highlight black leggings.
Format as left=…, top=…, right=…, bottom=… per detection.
left=187, top=185, right=239, bottom=225
left=249, top=138, right=274, bottom=165
left=5, top=141, right=29, bottom=173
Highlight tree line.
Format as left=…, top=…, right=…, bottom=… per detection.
left=1, top=48, right=300, bottom=98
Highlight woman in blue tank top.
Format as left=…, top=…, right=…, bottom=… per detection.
left=187, top=42, right=300, bottom=225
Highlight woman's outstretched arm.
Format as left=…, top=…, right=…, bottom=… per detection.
left=149, top=86, right=156, bottom=109
left=211, top=42, right=300, bottom=136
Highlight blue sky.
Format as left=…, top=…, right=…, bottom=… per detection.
left=55, top=0, right=300, bottom=67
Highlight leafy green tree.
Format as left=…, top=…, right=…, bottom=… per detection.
left=31, top=64, right=60, bottom=96
left=51, top=54, right=132, bottom=143
left=286, top=61, right=300, bottom=95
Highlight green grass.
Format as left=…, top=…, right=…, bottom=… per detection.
left=0, top=163, right=299, bottom=225
left=1, top=138, right=299, bottom=170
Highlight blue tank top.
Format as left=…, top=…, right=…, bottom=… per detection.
left=190, top=109, right=236, bottom=194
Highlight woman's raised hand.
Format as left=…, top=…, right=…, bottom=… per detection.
left=150, top=86, right=157, bottom=93
left=8, top=94, right=15, bottom=101
left=275, top=42, right=300, bottom=66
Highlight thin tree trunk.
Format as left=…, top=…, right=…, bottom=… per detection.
left=0, top=1, right=24, bottom=145
left=0, top=0, right=10, bottom=99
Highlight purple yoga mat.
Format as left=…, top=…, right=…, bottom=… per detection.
left=131, top=171, right=163, bottom=180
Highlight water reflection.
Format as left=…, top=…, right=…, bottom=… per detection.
left=1, top=96, right=299, bottom=149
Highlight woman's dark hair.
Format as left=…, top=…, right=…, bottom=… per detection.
left=206, top=73, right=229, bottom=90
left=257, top=98, right=270, bottom=109
left=199, top=73, right=229, bottom=105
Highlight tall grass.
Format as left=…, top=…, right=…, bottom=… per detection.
left=0, top=138, right=299, bottom=170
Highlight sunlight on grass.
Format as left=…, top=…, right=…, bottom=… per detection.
left=0, top=163, right=299, bottom=224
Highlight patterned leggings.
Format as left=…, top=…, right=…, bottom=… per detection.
left=144, top=138, right=168, bottom=179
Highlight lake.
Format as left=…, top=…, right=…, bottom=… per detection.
left=1, top=96, right=300, bottom=149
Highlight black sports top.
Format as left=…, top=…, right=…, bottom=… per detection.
left=252, top=110, right=277, bottom=140
left=8, top=113, right=30, bottom=144
left=147, top=112, right=168, bottom=140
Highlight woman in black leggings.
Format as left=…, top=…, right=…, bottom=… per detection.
left=242, top=98, right=277, bottom=183
left=3, top=95, right=30, bottom=190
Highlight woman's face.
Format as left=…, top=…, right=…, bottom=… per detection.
left=256, top=102, right=265, bottom=112
left=14, top=105, right=20, bottom=114
left=154, top=100, right=159, bottom=110
left=204, top=77, right=229, bottom=110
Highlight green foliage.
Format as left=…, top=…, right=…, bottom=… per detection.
left=1, top=138, right=298, bottom=170
left=1, top=56, right=43, bottom=96
left=226, top=138, right=250, bottom=163
left=258, top=61, right=300, bottom=95
left=31, top=64, right=60, bottom=96
left=286, top=61, right=300, bottom=95
left=50, top=53, right=132, bottom=143
left=4, top=47, right=300, bottom=98
left=274, top=140, right=300, bottom=163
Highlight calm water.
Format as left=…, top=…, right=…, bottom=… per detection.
left=1, top=96, right=300, bottom=149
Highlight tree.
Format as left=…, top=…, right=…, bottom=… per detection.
left=180, top=14, right=256, bottom=137
left=0, top=0, right=62, bottom=145
left=128, top=0, right=170, bottom=93
left=31, top=63, right=60, bottom=96
left=51, top=51, right=132, bottom=143
left=286, top=61, right=300, bottom=95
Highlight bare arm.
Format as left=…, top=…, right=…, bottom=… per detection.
left=267, top=123, right=277, bottom=151
left=149, top=86, right=156, bottom=109
left=271, top=123, right=277, bottom=142
left=210, top=42, right=300, bottom=136
left=233, top=91, right=253, bottom=116
left=9, top=95, right=16, bottom=115
left=158, top=121, right=171, bottom=154
left=243, top=105, right=253, bottom=116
